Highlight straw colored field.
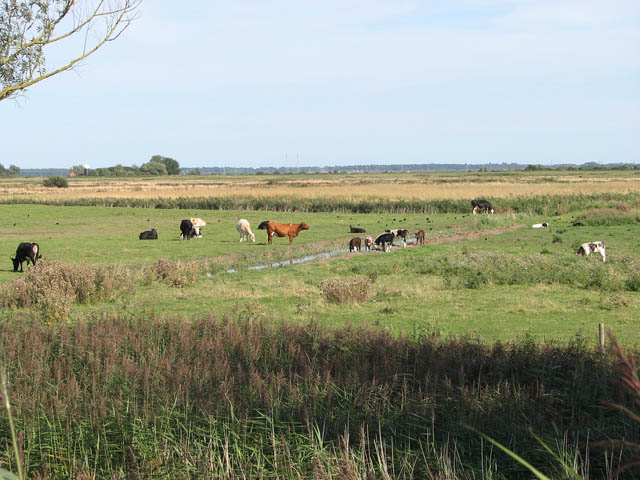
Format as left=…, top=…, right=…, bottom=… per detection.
left=3, top=171, right=640, bottom=201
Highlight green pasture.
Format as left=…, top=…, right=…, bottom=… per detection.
left=0, top=203, right=519, bottom=275
left=2, top=203, right=639, bottom=345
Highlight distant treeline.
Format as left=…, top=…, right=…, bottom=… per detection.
left=2, top=192, right=638, bottom=215
left=18, top=162, right=640, bottom=177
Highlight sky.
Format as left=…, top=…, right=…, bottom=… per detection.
left=1, top=0, right=639, bottom=169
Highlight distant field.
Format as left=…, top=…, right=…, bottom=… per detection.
left=2, top=170, right=640, bottom=202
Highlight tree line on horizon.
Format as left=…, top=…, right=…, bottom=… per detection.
left=13, top=161, right=640, bottom=178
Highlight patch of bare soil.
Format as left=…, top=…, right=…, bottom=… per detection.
left=425, top=224, right=527, bottom=245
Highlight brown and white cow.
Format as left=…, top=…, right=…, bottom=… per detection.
left=349, top=237, right=361, bottom=252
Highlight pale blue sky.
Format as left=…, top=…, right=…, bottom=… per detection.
left=2, top=0, right=639, bottom=169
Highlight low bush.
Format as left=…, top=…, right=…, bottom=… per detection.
left=0, top=261, right=134, bottom=321
left=320, top=276, right=371, bottom=303
left=42, top=176, right=68, bottom=188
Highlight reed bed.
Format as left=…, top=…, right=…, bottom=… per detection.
left=0, top=315, right=638, bottom=478
left=1, top=192, right=640, bottom=215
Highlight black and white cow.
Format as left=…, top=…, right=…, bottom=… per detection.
left=375, top=232, right=395, bottom=252
left=385, top=229, right=408, bottom=247
left=180, top=219, right=199, bottom=239
left=139, top=228, right=158, bottom=240
left=12, top=242, right=41, bottom=272
left=471, top=199, right=494, bottom=214
left=576, top=241, right=606, bottom=263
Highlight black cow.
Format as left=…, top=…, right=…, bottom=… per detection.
left=350, top=226, right=366, bottom=233
left=471, top=199, right=494, bottom=214
left=374, top=232, right=395, bottom=252
left=139, top=228, right=158, bottom=240
left=12, top=242, right=41, bottom=272
left=180, top=219, right=198, bottom=239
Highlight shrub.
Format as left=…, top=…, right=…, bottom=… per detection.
left=145, top=258, right=202, bottom=287
left=0, top=261, right=134, bottom=322
left=320, top=277, right=371, bottom=304
left=42, top=176, right=69, bottom=188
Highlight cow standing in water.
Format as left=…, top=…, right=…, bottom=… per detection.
left=12, top=242, right=41, bottom=272
left=349, top=237, right=362, bottom=252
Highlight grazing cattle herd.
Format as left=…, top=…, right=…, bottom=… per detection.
left=8, top=198, right=613, bottom=272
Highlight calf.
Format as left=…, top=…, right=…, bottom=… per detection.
left=415, top=229, right=425, bottom=245
left=12, top=242, right=41, bottom=272
left=364, top=235, right=373, bottom=251
left=375, top=232, right=395, bottom=252
left=139, top=228, right=158, bottom=240
left=471, top=199, right=494, bottom=214
left=349, top=237, right=362, bottom=252
left=576, top=241, right=606, bottom=263
left=350, top=226, right=366, bottom=233
left=236, top=219, right=255, bottom=242
left=265, top=221, right=310, bottom=245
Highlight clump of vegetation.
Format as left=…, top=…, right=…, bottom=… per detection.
left=320, top=276, right=371, bottom=304
left=0, top=261, right=134, bottom=322
left=144, top=258, right=202, bottom=287
left=42, top=176, right=68, bottom=188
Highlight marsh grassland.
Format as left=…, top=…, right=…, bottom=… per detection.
left=1, top=172, right=639, bottom=478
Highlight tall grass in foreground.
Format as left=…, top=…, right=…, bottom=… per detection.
left=0, top=315, right=638, bottom=478
left=1, top=192, right=639, bottom=214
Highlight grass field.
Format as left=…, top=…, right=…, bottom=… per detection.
left=1, top=201, right=639, bottom=344
left=1, top=172, right=640, bottom=478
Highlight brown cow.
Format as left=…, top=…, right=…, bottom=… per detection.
left=266, top=221, right=310, bottom=245
left=415, top=230, right=425, bottom=245
left=349, top=237, right=361, bottom=252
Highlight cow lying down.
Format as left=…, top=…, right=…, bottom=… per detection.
left=576, top=241, right=606, bottom=263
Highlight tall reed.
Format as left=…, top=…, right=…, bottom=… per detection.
left=0, top=315, right=637, bottom=478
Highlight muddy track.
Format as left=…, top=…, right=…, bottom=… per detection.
left=424, top=224, right=527, bottom=245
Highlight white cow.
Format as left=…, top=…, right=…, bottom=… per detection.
left=236, top=219, right=255, bottom=242
left=576, top=241, right=606, bottom=263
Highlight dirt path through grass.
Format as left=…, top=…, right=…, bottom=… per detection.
left=425, top=223, right=527, bottom=245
